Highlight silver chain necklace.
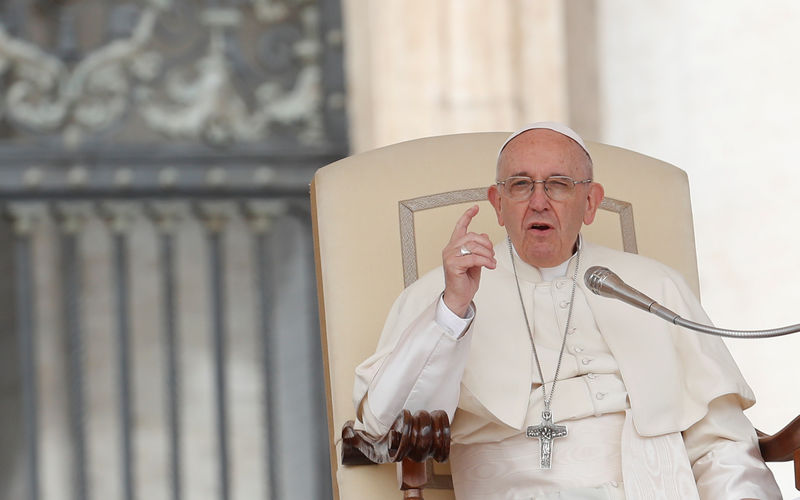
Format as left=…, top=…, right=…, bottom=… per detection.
left=507, top=236, right=581, bottom=469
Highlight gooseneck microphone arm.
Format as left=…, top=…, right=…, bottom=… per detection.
left=584, top=266, right=800, bottom=339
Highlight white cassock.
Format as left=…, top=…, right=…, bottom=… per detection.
left=353, top=238, right=780, bottom=500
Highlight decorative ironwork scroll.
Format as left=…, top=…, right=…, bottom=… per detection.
left=0, top=0, right=346, bottom=151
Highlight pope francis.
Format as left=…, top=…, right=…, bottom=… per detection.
left=353, top=122, right=780, bottom=499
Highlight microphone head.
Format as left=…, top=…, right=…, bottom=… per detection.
left=584, top=266, right=618, bottom=296
left=585, top=264, right=684, bottom=322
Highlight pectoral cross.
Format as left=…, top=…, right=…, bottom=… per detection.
left=526, top=410, right=567, bottom=469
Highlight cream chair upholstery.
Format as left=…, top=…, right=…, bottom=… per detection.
left=311, top=132, right=701, bottom=500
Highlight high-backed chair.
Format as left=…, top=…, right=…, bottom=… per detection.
left=311, top=132, right=799, bottom=499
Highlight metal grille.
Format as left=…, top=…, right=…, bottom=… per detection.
left=6, top=195, right=334, bottom=500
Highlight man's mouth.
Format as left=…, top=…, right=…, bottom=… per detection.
left=528, top=223, right=553, bottom=232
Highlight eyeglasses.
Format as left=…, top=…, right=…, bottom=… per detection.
left=496, top=175, right=593, bottom=202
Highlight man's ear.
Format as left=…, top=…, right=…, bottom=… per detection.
left=582, top=182, right=605, bottom=225
left=487, top=185, right=505, bottom=226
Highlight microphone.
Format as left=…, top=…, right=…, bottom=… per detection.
left=583, top=266, right=800, bottom=339
left=584, top=266, right=679, bottom=322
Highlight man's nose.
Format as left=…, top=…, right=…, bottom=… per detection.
left=528, top=182, right=550, bottom=210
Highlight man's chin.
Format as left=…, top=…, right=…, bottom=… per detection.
left=518, top=245, right=563, bottom=268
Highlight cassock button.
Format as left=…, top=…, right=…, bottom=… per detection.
left=581, top=358, right=591, bottom=365
left=568, top=327, right=577, bottom=335
left=574, top=346, right=584, bottom=353
left=555, top=280, right=565, bottom=289
left=559, top=301, right=569, bottom=309
left=587, top=372, right=597, bottom=379
left=610, top=481, right=619, bottom=488
left=595, top=392, right=606, bottom=400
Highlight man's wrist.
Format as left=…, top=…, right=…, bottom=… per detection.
left=436, top=293, right=474, bottom=338
left=442, top=291, right=471, bottom=318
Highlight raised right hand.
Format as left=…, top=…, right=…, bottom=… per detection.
left=441, top=205, right=496, bottom=317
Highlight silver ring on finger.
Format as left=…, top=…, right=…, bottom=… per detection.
left=459, top=245, right=471, bottom=256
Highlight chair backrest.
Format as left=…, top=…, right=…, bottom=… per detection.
left=311, top=132, right=699, bottom=500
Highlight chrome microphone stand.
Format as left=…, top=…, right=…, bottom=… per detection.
left=585, top=266, right=800, bottom=339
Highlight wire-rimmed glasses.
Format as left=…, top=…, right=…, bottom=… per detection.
left=495, top=175, right=593, bottom=202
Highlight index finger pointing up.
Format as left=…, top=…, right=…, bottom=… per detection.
left=450, top=205, right=480, bottom=242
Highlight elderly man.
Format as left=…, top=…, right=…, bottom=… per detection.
left=353, top=123, right=780, bottom=499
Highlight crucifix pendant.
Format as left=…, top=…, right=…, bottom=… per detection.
left=526, top=410, right=568, bottom=469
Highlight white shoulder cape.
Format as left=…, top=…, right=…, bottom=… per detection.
left=356, top=240, right=755, bottom=437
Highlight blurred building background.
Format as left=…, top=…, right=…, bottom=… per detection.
left=0, top=1, right=345, bottom=499
left=2, top=1, right=799, bottom=499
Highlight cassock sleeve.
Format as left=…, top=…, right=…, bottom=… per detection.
left=682, top=394, right=781, bottom=499
left=353, top=293, right=474, bottom=437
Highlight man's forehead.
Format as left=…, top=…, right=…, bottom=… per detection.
left=496, top=123, right=593, bottom=179
left=498, top=131, right=588, bottom=171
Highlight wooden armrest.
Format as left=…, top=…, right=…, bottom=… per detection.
left=341, top=409, right=450, bottom=465
left=341, top=410, right=452, bottom=499
left=757, top=415, right=800, bottom=491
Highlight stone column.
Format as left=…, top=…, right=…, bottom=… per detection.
left=342, top=0, right=572, bottom=152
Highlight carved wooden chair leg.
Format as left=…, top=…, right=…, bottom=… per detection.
left=401, top=458, right=428, bottom=499
left=795, top=449, right=800, bottom=491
